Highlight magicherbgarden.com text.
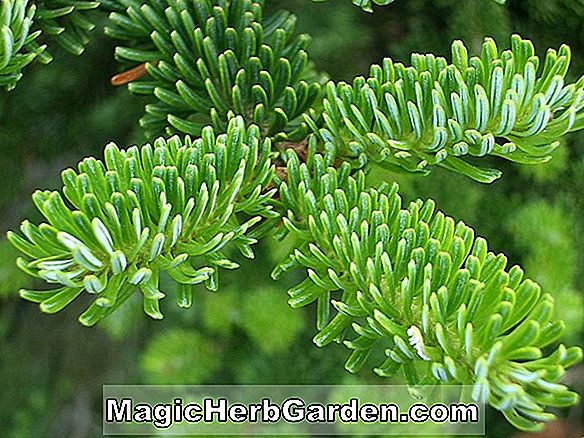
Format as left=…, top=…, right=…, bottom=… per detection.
left=105, top=397, right=480, bottom=428
left=102, top=385, right=486, bottom=435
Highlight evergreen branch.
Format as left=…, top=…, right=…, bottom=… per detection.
left=8, top=116, right=277, bottom=326
left=4, top=2, right=583, bottom=433
left=34, top=1, right=100, bottom=56
left=105, top=0, right=322, bottom=139
left=0, top=0, right=45, bottom=90
left=306, top=35, right=584, bottom=182
left=0, top=0, right=99, bottom=90
left=273, top=147, right=583, bottom=431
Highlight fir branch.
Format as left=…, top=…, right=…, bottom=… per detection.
left=105, top=0, right=323, bottom=139
left=0, top=0, right=45, bottom=90
left=273, top=147, right=582, bottom=431
left=8, top=116, right=277, bottom=326
left=306, top=35, right=584, bottom=182
left=34, top=1, right=100, bottom=56
left=4, top=2, right=584, bottom=432
left=0, top=0, right=99, bottom=90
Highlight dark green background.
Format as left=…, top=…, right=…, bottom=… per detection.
left=1, top=1, right=584, bottom=436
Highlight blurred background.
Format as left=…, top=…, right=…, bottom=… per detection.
left=1, top=0, right=584, bottom=437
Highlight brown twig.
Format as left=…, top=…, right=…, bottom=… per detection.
left=110, top=61, right=159, bottom=86
left=279, top=140, right=309, bottom=163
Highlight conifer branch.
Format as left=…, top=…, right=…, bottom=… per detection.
left=35, top=1, right=100, bottom=56
left=0, top=0, right=99, bottom=90
left=273, top=147, right=583, bottom=431
left=306, top=35, right=584, bottom=182
left=104, top=0, right=323, bottom=139
left=0, top=0, right=44, bottom=90
left=8, top=117, right=277, bottom=326
left=4, top=1, right=584, bottom=432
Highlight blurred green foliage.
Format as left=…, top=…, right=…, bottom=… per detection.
left=1, top=1, right=584, bottom=437
left=140, top=328, right=221, bottom=384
